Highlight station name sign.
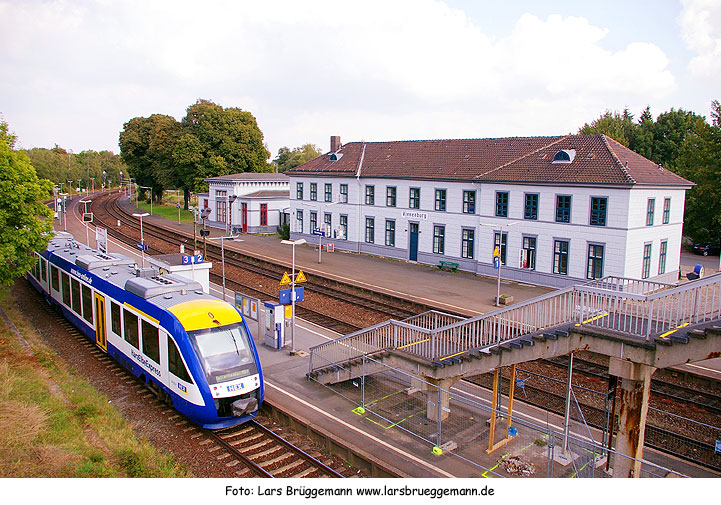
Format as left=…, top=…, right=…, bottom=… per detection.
left=402, top=210, right=428, bottom=220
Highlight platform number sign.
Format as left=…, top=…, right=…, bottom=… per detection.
left=716, top=440, right=721, bottom=453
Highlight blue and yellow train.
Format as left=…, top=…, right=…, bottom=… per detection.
left=27, top=232, right=264, bottom=429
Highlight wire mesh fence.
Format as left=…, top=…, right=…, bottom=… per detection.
left=307, top=353, right=694, bottom=478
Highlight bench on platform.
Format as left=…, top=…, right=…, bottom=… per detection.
left=437, top=261, right=459, bottom=272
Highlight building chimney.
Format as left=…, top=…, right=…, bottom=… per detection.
left=330, top=136, right=341, bottom=153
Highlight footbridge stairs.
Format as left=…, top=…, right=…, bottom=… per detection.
left=308, top=274, right=721, bottom=477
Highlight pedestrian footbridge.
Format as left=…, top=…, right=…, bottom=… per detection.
left=308, top=273, right=721, bottom=477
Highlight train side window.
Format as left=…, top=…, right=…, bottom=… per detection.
left=81, top=284, right=93, bottom=324
left=71, top=278, right=82, bottom=315
left=141, top=320, right=160, bottom=364
left=111, top=302, right=121, bottom=336
left=123, top=310, right=139, bottom=348
left=51, top=266, right=60, bottom=292
left=61, top=272, right=71, bottom=306
left=41, top=260, right=47, bottom=282
left=167, top=335, right=193, bottom=384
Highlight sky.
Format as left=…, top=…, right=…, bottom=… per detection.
left=1, top=0, right=719, bottom=159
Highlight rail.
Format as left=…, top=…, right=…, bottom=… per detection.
left=309, top=273, right=721, bottom=374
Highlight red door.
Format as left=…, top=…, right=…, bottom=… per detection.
left=242, top=203, right=248, bottom=232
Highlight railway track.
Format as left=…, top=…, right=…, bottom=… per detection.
left=205, top=421, right=346, bottom=478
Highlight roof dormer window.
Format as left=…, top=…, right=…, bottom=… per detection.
left=552, top=149, right=576, bottom=164
left=329, top=152, right=343, bottom=161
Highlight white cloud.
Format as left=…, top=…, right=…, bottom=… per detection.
left=679, top=0, right=721, bottom=80
left=0, top=0, right=677, bottom=156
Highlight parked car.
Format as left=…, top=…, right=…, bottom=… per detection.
left=692, top=241, right=721, bottom=256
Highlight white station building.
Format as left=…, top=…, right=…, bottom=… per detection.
left=286, top=135, right=693, bottom=288
left=202, top=172, right=289, bottom=234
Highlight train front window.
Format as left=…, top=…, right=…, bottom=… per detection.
left=188, top=322, right=256, bottom=384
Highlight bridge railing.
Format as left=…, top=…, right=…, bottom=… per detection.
left=308, top=273, right=721, bottom=373
left=401, top=310, right=465, bottom=330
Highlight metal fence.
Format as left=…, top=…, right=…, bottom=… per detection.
left=308, top=353, right=689, bottom=478
left=309, top=273, right=721, bottom=374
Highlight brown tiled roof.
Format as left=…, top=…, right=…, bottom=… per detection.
left=287, top=135, right=693, bottom=186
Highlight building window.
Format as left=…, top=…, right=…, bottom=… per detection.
left=556, top=195, right=571, bottom=223
left=434, top=189, right=446, bottom=211
left=587, top=244, right=605, bottom=279
left=553, top=240, right=569, bottom=275
left=409, top=187, right=420, bottom=209
left=365, top=185, right=375, bottom=205
left=642, top=243, right=652, bottom=279
left=385, top=220, right=395, bottom=247
left=309, top=211, right=317, bottom=233
left=462, top=229, right=474, bottom=259
left=433, top=225, right=445, bottom=254
left=659, top=240, right=668, bottom=274
left=365, top=217, right=375, bottom=243
left=324, top=183, right=332, bottom=202
left=296, top=182, right=303, bottom=200
left=590, top=197, right=607, bottom=226
left=324, top=213, right=332, bottom=234
left=386, top=186, right=397, bottom=207
left=340, top=184, right=348, bottom=203
left=663, top=197, right=671, bottom=224
left=296, top=210, right=303, bottom=233
left=339, top=215, right=348, bottom=240
left=463, top=191, right=476, bottom=214
left=646, top=198, right=655, bottom=226
left=494, top=232, right=507, bottom=265
left=260, top=203, right=268, bottom=226
left=524, top=193, right=539, bottom=220
left=310, top=182, right=317, bottom=201
left=521, top=236, right=536, bottom=270
left=216, top=190, right=227, bottom=223
left=495, top=191, right=508, bottom=217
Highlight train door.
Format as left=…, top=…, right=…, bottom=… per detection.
left=94, top=293, right=107, bottom=352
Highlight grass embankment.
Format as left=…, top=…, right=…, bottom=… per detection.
left=0, top=284, right=190, bottom=478
left=135, top=192, right=196, bottom=225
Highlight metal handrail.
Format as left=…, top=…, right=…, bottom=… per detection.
left=309, top=273, right=721, bottom=373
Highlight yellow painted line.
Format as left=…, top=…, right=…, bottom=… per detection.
left=574, top=312, right=609, bottom=327
left=659, top=322, right=690, bottom=339
left=396, top=338, right=431, bottom=350
left=440, top=349, right=468, bottom=360
left=123, top=302, right=159, bottom=324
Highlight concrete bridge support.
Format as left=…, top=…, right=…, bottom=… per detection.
left=608, top=357, right=656, bottom=478
left=412, top=376, right=461, bottom=422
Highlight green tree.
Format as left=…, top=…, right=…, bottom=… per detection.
left=119, top=114, right=181, bottom=203
left=0, top=120, right=54, bottom=285
left=578, top=108, right=636, bottom=146
left=273, top=143, right=322, bottom=172
left=676, top=101, right=721, bottom=242
left=649, top=108, right=701, bottom=171
left=173, top=99, right=271, bottom=208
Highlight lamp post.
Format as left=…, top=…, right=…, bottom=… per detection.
left=138, top=185, right=153, bottom=215
left=199, top=207, right=212, bottom=258
left=281, top=238, right=306, bottom=355
left=79, top=199, right=92, bottom=246
left=208, top=235, right=242, bottom=302
left=60, top=193, right=68, bottom=231
left=133, top=212, right=150, bottom=268
left=480, top=221, right=519, bottom=307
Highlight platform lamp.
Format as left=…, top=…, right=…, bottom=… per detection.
left=281, top=238, right=306, bottom=355
left=227, top=195, right=237, bottom=235
left=208, top=235, right=243, bottom=302
left=132, top=212, right=150, bottom=268
left=479, top=221, right=519, bottom=307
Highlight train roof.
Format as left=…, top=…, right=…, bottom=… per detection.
left=47, top=232, right=213, bottom=310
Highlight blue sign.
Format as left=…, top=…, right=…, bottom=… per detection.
left=312, top=228, right=325, bottom=236
left=716, top=440, right=721, bottom=453
left=494, top=257, right=500, bottom=269
left=136, top=243, right=148, bottom=251
left=508, top=426, right=518, bottom=437
left=279, top=286, right=304, bottom=304
left=181, top=254, right=204, bottom=265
